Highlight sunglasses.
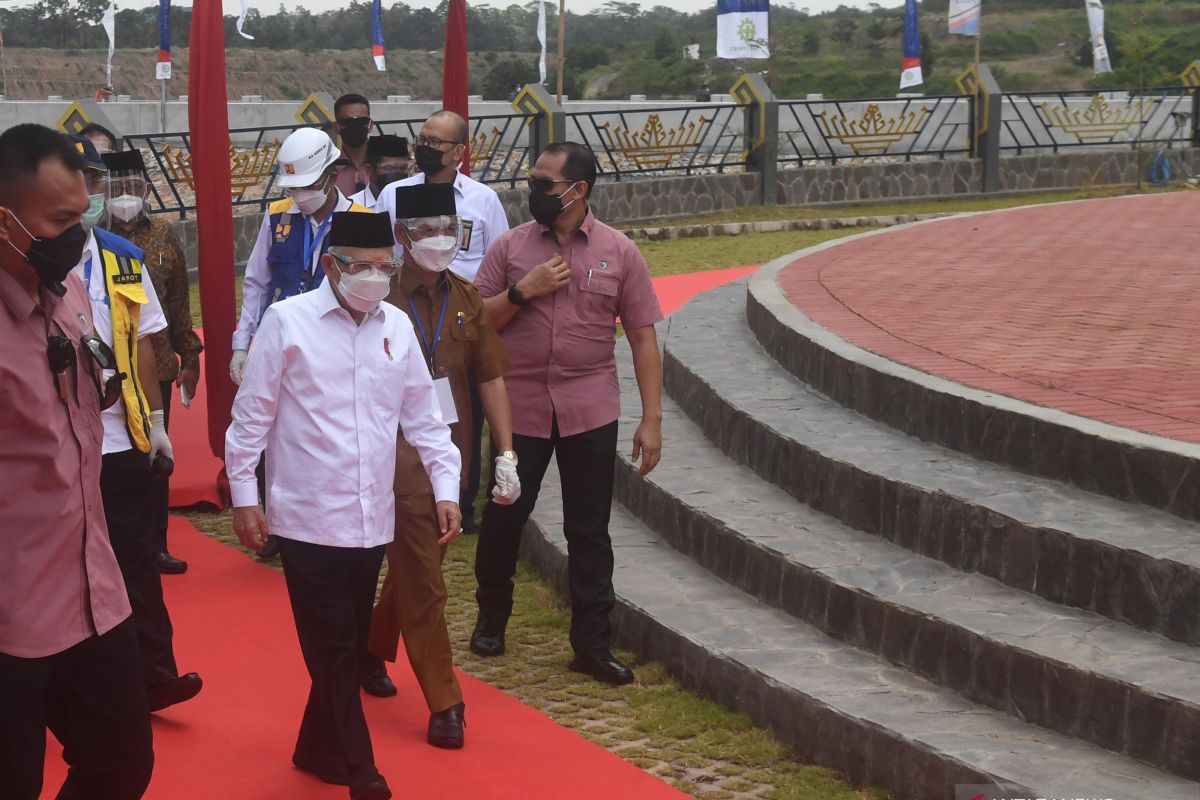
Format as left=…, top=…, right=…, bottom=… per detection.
left=337, top=116, right=372, bottom=129
left=525, top=177, right=577, bottom=194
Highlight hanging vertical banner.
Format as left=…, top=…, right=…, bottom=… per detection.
left=899, top=0, right=923, bottom=89
left=101, top=2, right=116, bottom=89
left=537, top=0, right=547, bottom=84
left=1086, top=0, right=1112, bottom=74
left=444, top=0, right=470, bottom=176
left=948, top=0, right=980, bottom=36
left=156, top=0, right=171, bottom=80
left=371, top=0, right=385, bottom=70
left=236, top=0, right=255, bottom=40
left=716, top=0, right=769, bottom=60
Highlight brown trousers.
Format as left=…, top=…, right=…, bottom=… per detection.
left=368, top=494, right=464, bottom=714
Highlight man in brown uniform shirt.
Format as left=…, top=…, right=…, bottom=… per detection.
left=364, top=182, right=520, bottom=749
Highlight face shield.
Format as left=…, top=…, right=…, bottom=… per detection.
left=107, top=172, right=150, bottom=224
left=398, top=215, right=462, bottom=272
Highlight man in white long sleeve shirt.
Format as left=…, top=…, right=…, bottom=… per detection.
left=226, top=211, right=461, bottom=800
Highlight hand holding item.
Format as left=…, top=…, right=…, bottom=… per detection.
left=233, top=505, right=270, bottom=551
left=491, top=452, right=521, bottom=505
left=517, top=254, right=570, bottom=299
left=177, top=366, right=199, bottom=407
left=148, top=409, right=175, bottom=470
left=229, top=349, right=248, bottom=386
left=436, top=500, right=463, bottom=547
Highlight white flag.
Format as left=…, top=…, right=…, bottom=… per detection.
left=236, top=0, right=255, bottom=40
left=537, top=0, right=547, bottom=84
left=948, top=0, right=980, bottom=36
left=1086, top=0, right=1112, bottom=74
left=101, top=2, right=116, bottom=88
left=716, top=0, right=769, bottom=60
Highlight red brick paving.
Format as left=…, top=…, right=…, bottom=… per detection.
left=779, top=192, right=1200, bottom=444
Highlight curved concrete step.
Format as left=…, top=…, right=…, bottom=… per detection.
left=612, top=369, right=1200, bottom=779
left=662, top=281, right=1200, bottom=648
left=746, top=235, right=1200, bottom=522
left=518, top=460, right=1200, bottom=800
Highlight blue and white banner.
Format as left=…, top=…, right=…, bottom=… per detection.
left=1086, top=0, right=1112, bottom=74
left=716, top=0, right=769, bottom=60
left=899, top=0, right=922, bottom=89
left=948, top=0, right=980, bottom=36
left=371, top=0, right=385, bottom=71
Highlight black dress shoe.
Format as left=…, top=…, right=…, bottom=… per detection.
left=156, top=551, right=188, bottom=574
left=147, top=672, right=203, bottom=711
left=350, top=767, right=391, bottom=800
left=361, top=658, right=397, bottom=698
left=427, top=702, right=465, bottom=749
left=293, top=755, right=349, bottom=786
left=469, top=614, right=507, bottom=657
left=256, top=535, right=281, bottom=559
left=569, top=651, right=635, bottom=686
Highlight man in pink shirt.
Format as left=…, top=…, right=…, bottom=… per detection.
left=471, top=141, right=664, bottom=686
left=331, top=93, right=375, bottom=199
left=0, top=125, right=153, bottom=799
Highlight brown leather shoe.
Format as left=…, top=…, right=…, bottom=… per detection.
left=427, top=702, right=465, bottom=749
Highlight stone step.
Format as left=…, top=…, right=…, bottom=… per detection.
left=518, top=460, right=1200, bottom=800
left=661, top=281, right=1200, bottom=648
left=746, top=243, right=1200, bottom=522
left=611, top=371, right=1200, bottom=779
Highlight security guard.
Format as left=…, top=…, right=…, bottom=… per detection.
left=231, top=126, right=371, bottom=558
left=363, top=183, right=519, bottom=749
left=71, top=136, right=203, bottom=712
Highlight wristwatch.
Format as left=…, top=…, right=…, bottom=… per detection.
left=498, top=450, right=518, bottom=464
left=507, top=285, right=527, bottom=306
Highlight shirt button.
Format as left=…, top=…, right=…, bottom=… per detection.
left=438, top=366, right=446, bottom=374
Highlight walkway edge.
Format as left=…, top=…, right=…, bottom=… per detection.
left=747, top=212, right=1200, bottom=522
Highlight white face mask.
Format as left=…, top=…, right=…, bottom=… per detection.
left=336, top=267, right=392, bottom=313
left=107, top=194, right=144, bottom=223
left=292, top=187, right=329, bottom=216
left=409, top=234, right=458, bottom=272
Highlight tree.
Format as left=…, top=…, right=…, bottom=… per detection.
left=482, top=56, right=537, bottom=100
left=831, top=18, right=857, bottom=50
left=652, top=27, right=677, bottom=61
left=921, top=29, right=935, bottom=81
left=865, top=19, right=888, bottom=44
left=802, top=29, right=821, bottom=56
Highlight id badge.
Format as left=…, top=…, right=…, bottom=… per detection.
left=433, top=376, right=459, bottom=425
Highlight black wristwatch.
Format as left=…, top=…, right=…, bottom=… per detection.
left=507, top=285, right=527, bottom=306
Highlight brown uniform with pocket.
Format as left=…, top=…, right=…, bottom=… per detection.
left=368, top=267, right=510, bottom=713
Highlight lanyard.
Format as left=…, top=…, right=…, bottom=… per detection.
left=408, top=289, right=449, bottom=375
left=302, top=213, right=334, bottom=279
left=83, top=254, right=109, bottom=307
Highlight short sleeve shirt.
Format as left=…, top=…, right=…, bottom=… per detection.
left=474, top=211, right=663, bottom=439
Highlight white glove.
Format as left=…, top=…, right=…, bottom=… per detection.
left=491, top=452, right=521, bottom=505
left=148, top=409, right=174, bottom=464
left=230, top=349, right=248, bottom=386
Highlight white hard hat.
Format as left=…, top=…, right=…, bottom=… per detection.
left=276, top=127, right=340, bottom=188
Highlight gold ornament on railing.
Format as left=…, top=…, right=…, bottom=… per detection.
left=1041, top=95, right=1150, bottom=142
left=161, top=140, right=282, bottom=200
left=470, top=126, right=502, bottom=170
left=597, top=113, right=709, bottom=169
left=815, top=103, right=930, bottom=155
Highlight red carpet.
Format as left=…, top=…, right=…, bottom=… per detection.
left=42, top=518, right=686, bottom=799
left=652, top=266, right=758, bottom=317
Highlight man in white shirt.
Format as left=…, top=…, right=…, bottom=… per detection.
left=349, top=135, right=411, bottom=211
left=226, top=211, right=461, bottom=800
left=377, top=110, right=511, bottom=534
left=70, top=136, right=202, bottom=713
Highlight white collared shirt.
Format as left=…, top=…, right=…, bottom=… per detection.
left=233, top=191, right=355, bottom=351
left=378, top=171, right=510, bottom=282
left=73, top=229, right=168, bottom=455
left=349, top=185, right=379, bottom=210
left=225, top=280, right=461, bottom=548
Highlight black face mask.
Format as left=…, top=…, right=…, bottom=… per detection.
left=528, top=186, right=578, bottom=227
left=414, top=145, right=449, bottom=177
left=6, top=213, right=88, bottom=297
left=374, top=167, right=407, bottom=190
left=339, top=122, right=370, bottom=149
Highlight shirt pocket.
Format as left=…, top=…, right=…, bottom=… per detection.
left=575, top=273, right=620, bottom=328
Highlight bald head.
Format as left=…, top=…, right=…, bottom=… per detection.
left=425, top=111, right=468, bottom=147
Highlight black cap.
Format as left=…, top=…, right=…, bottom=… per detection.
left=329, top=211, right=395, bottom=249
left=101, top=149, right=147, bottom=176
left=69, top=136, right=107, bottom=171
left=393, top=182, right=456, bottom=220
left=367, top=134, right=409, bottom=160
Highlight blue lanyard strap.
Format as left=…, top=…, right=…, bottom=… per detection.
left=408, top=289, right=449, bottom=374
left=83, top=254, right=109, bottom=307
left=302, top=213, right=334, bottom=280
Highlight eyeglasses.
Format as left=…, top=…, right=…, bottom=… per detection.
left=81, top=334, right=125, bottom=410
left=414, top=135, right=463, bottom=150
left=329, top=253, right=401, bottom=276
left=283, top=174, right=331, bottom=196
left=526, top=177, right=577, bottom=194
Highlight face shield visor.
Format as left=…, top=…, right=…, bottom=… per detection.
left=398, top=215, right=462, bottom=272
left=106, top=173, right=151, bottom=224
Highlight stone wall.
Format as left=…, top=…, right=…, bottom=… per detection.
left=776, top=158, right=982, bottom=204
left=994, top=148, right=1196, bottom=192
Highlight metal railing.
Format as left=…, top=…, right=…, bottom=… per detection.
left=998, top=88, right=1194, bottom=154
left=778, top=94, right=972, bottom=166
left=564, top=103, right=747, bottom=179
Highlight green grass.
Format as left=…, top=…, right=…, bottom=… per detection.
left=186, top=508, right=888, bottom=800
left=637, top=228, right=879, bottom=278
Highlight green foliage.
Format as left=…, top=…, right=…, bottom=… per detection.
left=652, top=27, right=678, bottom=62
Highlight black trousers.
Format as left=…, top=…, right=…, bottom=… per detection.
left=151, top=381, right=173, bottom=554
left=0, top=619, right=154, bottom=800
left=278, top=538, right=385, bottom=782
left=459, top=377, right=486, bottom=526
left=475, top=418, right=618, bottom=654
left=101, top=448, right=179, bottom=687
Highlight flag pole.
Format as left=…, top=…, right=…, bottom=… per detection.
left=556, top=0, right=565, bottom=104
left=1, top=21, right=8, bottom=98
